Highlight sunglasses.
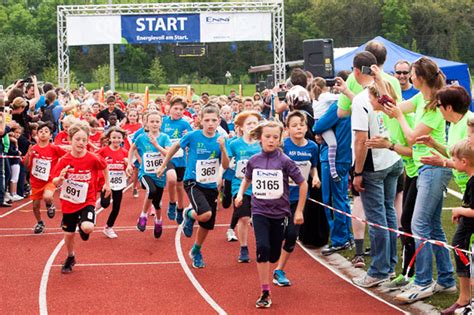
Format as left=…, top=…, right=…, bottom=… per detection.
left=395, top=71, right=410, bottom=75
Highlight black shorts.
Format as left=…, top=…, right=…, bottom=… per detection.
left=396, top=172, right=405, bottom=193
left=167, top=162, right=186, bottom=182
left=232, top=194, right=251, bottom=218
left=61, top=205, right=95, bottom=233
left=184, top=180, right=218, bottom=230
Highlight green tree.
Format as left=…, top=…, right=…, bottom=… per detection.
left=149, top=57, right=166, bottom=88
left=381, top=0, right=410, bottom=46
left=93, top=64, right=118, bottom=87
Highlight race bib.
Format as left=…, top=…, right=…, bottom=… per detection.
left=143, top=152, right=163, bottom=173
left=289, top=161, right=311, bottom=186
left=109, top=170, right=126, bottom=190
left=171, top=138, right=184, bottom=158
left=252, top=169, right=284, bottom=200
left=196, top=159, right=219, bottom=184
left=60, top=179, right=88, bottom=204
left=32, top=158, right=51, bottom=181
left=235, top=159, right=248, bottom=179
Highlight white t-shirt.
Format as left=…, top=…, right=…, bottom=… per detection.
left=312, top=92, right=339, bottom=119
left=351, top=89, right=400, bottom=172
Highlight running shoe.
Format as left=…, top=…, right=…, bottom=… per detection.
left=61, top=255, right=76, bottom=274
left=154, top=220, right=163, bottom=239
left=226, top=228, right=238, bottom=242
left=167, top=203, right=177, bottom=221
left=380, top=274, right=411, bottom=292
left=47, top=204, right=56, bottom=219
left=137, top=216, right=147, bottom=232
left=11, top=194, right=24, bottom=202
left=34, top=222, right=45, bottom=234
left=351, top=255, right=365, bottom=268
left=256, top=291, right=272, bottom=308
left=133, top=188, right=139, bottom=198
left=273, top=269, right=291, bottom=286
left=396, top=282, right=434, bottom=303
left=238, top=247, right=250, bottom=263
left=176, top=210, right=184, bottom=225
left=432, top=282, right=457, bottom=294
left=321, top=241, right=351, bottom=256
left=103, top=227, right=118, bottom=239
left=189, top=249, right=205, bottom=268
left=182, top=208, right=195, bottom=238
left=441, top=302, right=470, bottom=315
left=77, top=224, right=90, bottom=241
left=352, top=274, right=388, bottom=288
left=462, top=304, right=472, bottom=315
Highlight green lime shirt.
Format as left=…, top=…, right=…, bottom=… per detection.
left=448, top=111, right=473, bottom=193
left=411, top=92, right=446, bottom=170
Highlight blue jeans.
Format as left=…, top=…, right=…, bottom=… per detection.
left=360, top=159, right=403, bottom=279
left=412, top=165, right=455, bottom=287
left=321, top=162, right=352, bottom=247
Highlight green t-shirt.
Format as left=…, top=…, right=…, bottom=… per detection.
left=2, top=134, right=10, bottom=153
left=337, top=72, right=402, bottom=111
left=447, top=111, right=473, bottom=193
left=411, top=92, right=446, bottom=169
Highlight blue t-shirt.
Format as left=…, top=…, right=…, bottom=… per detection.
left=402, top=86, right=419, bottom=101
left=223, top=137, right=239, bottom=181
left=161, top=116, right=193, bottom=168
left=135, top=132, right=172, bottom=187
left=229, top=137, right=261, bottom=196
left=180, top=130, right=222, bottom=189
left=227, top=121, right=235, bottom=132
left=35, top=95, right=60, bottom=112
left=283, top=138, right=319, bottom=203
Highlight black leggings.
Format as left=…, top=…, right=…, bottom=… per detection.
left=222, top=179, right=233, bottom=209
left=283, top=203, right=300, bottom=253
left=400, top=176, right=418, bottom=277
left=253, top=214, right=286, bottom=263
left=101, top=190, right=123, bottom=228
left=141, top=176, right=164, bottom=210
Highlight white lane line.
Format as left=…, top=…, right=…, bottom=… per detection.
left=447, top=188, right=463, bottom=200
left=51, top=261, right=180, bottom=267
left=297, top=242, right=409, bottom=315
left=39, top=184, right=132, bottom=315
left=0, top=200, right=33, bottom=218
left=174, top=225, right=227, bottom=315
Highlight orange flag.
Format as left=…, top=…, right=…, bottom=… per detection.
left=143, top=86, right=149, bottom=112
left=98, top=87, right=104, bottom=103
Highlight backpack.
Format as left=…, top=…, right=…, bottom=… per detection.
left=40, top=104, right=58, bottom=133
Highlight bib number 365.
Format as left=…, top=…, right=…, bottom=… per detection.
left=196, top=159, right=219, bottom=184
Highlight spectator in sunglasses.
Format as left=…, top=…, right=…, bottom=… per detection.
left=394, top=60, right=418, bottom=100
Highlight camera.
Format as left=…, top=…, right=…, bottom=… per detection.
left=361, top=66, right=373, bottom=75
left=21, top=77, right=33, bottom=84
left=325, top=78, right=337, bottom=87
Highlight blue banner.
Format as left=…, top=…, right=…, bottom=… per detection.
left=121, top=14, right=200, bottom=44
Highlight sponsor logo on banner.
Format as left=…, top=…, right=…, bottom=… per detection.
left=121, top=14, right=200, bottom=44
left=205, top=16, right=231, bottom=24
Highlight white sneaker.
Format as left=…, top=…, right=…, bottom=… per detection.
left=103, top=227, right=118, bottom=239
left=396, top=282, right=434, bottom=303
left=432, top=281, right=457, bottom=294
left=11, top=194, right=24, bottom=202
left=352, top=274, right=388, bottom=288
left=226, top=228, right=238, bottom=242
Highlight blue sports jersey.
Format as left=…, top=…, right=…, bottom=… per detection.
left=229, top=137, right=261, bottom=196
left=135, top=132, right=172, bottom=187
left=161, top=116, right=193, bottom=168
left=223, top=137, right=239, bottom=181
left=283, top=137, right=319, bottom=203
left=132, top=127, right=146, bottom=142
left=227, top=121, right=235, bottom=132
left=180, top=130, right=222, bottom=189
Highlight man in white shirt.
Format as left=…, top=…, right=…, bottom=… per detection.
left=350, top=51, right=404, bottom=288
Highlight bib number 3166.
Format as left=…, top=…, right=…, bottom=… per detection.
left=252, top=169, right=283, bottom=200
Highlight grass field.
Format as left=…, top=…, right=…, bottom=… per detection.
left=84, top=82, right=257, bottom=97
left=337, top=179, right=466, bottom=311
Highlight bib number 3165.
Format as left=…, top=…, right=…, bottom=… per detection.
left=252, top=169, right=283, bottom=200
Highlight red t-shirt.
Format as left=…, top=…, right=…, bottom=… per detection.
left=53, top=152, right=107, bottom=214
left=122, top=122, right=142, bottom=150
left=28, top=143, right=67, bottom=188
left=97, top=146, right=128, bottom=170
left=54, top=131, right=69, bottom=146
left=89, top=132, right=103, bottom=152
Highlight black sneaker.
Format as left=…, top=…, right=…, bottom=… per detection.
left=78, top=225, right=90, bottom=241
left=61, top=256, right=76, bottom=274
left=321, top=241, right=351, bottom=256
left=34, top=222, right=45, bottom=234
left=256, top=291, right=272, bottom=308
left=47, top=204, right=56, bottom=219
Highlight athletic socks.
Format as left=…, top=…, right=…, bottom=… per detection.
left=191, top=243, right=202, bottom=255
left=177, top=208, right=183, bottom=213
left=328, top=144, right=340, bottom=182
left=140, top=211, right=147, bottom=218
left=38, top=220, right=44, bottom=225
left=261, top=284, right=270, bottom=292
left=355, top=239, right=364, bottom=256
left=187, top=209, right=194, bottom=220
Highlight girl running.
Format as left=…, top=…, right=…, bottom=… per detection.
left=52, top=122, right=110, bottom=274
left=228, top=111, right=262, bottom=262
left=25, top=122, right=66, bottom=233
left=97, top=127, right=128, bottom=238
left=126, top=111, right=171, bottom=239
left=157, top=104, right=229, bottom=269
left=54, top=115, right=76, bottom=151
left=235, top=120, right=308, bottom=308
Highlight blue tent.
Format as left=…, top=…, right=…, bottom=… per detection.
left=335, top=36, right=473, bottom=109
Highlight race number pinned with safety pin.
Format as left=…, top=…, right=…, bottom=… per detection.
left=31, top=158, right=51, bottom=181
left=289, top=161, right=311, bottom=186
left=196, top=159, right=219, bottom=183
left=143, top=152, right=163, bottom=173
left=109, top=170, right=127, bottom=190
left=235, top=159, right=248, bottom=180
left=60, top=179, right=88, bottom=204
left=252, top=169, right=283, bottom=199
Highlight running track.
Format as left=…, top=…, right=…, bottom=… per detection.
left=0, top=186, right=407, bottom=314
